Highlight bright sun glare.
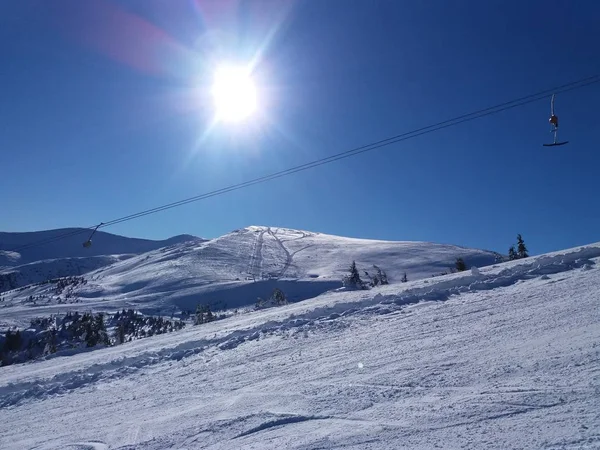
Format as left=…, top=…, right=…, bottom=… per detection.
left=211, top=65, right=258, bottom=123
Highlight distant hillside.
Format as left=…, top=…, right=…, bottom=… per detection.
left=0, top=228, right=205, bottom=268
left=0, top=228, right=206, bottom=293
left=0, top=255, right=136, bottom=293
left=0, top=226, right=504, bottom=318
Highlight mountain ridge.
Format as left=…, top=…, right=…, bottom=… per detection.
left=0, top=228, right=205, bottom=268
left=0, top=225, right=503, bottom=320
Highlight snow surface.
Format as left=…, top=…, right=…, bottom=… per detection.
left=1, top=242, right=599, bottom=449
left=0, top=226, right=501, bottom=327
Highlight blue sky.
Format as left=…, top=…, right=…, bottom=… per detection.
left=1, top=0, right=599, bottom=255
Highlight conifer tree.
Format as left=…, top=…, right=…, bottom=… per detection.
left=271, top=288, right=287, bottom=306
left=84, top=320, right=96, bottom=347
left=117, top=322, right=126, bottom=344
left=349, top=261, right=361, bottom=284
left=455, top=257, right=467, bottom=272
left=204, top=305, right=214, bottom=323
left=344, top=261, right=364, bottom=289
left=195, top=304, right=214, bottom=324
left=516, top=234, right=528, bottom=258
left=373, top=266, right=388, bottom=285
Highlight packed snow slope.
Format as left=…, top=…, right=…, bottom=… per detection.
left=0, top=226, right=501, bottom=321
left=0, top=228, right=203, bottom=267
left=1, top=242, right=599, bottom=449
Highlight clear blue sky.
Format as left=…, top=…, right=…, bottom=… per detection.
left=2, top=0, right=600, bottom=255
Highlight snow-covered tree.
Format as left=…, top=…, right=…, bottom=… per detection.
left=271, top=288, right=287, bottom=306
left=342, top=261, right=365, bottom=289
left=373, top=265, right=388, bottom=285
left=116, top=322, right=126, bottom=344
left=256, top=288, right=288, bottom=309
left=195, top=304, right=214, bottom=325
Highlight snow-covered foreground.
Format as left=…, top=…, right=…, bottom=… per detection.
left=1, top=244, right=599, bottom=449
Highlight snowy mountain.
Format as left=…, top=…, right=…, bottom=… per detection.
left=0, top=242, right=598, bottom=448
left=0, top=255, right=135, bottom=293
left=0, top=226, right=502, bottom=324
left=0, top=228, right=204, bottom=267
left=0, top=228, right=206, bottom=293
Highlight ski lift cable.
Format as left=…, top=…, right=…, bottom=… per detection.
left=98, top=74, right=600, bottom=228
left=9, top=75, right=600, bottom=254
left=10, top=75, right=600, bottom=252
left=9, top=74, right=600, bottom=253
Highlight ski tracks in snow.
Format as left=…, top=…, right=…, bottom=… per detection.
left=267, top=227, right=293, bottom=278
left=267, top=227, right=312, bottom=278
left=246, top=228, right=265, bottom=281
left=31, top=441, right=109, bottom=450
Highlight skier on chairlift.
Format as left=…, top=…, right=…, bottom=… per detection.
left=82, top=223, right=102, bottom=248
left=544, top=93, right=568, bottom=147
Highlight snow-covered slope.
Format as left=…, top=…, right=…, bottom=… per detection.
left=0, top=228, right=205, bottom=293
left=0, top=255, right=134, bottom=293
left=0, top=228, right=204, bottom=267
left=0, top=226, right=502, bottom=321
left=1, top=243, right=598, bottom=449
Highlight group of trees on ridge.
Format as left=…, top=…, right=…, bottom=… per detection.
left=508, top=234, right=529, bottom=260
left=343, top=234, right=529, bottom=289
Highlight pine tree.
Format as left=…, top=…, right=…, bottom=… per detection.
left=117, top=322, right=126, bottom=344
left=373, top=266, right=388, bottom=285
left=94, top=313, right=109, bottom=346
left=271, top=288, right=287, bottom=306
left=516, top=234, right=528, bottom=258
left=3, top=329, right=22, bottom=352
left=343, top=261, right=364, bottom=289
left=380, top=268, right=388, bottom=285
left=195, top=304, right=203, bottom=324
left=455, top=257, right=467, bottom=272
left=194, top=304, right=215, bottom=324
left=84, top=320, right=97, bottom=347
left=365, top=270, right=378, bottom=287
left=508, top=245, right=517, bottom=260
left=365, top=270, right=372, bottom=286
left=349, top=261, right=361, bottom=284
left=45, top=328, right=57, bottom=355
left=204, top=305, right=214, bottom=323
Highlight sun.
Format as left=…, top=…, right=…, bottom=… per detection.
left=210, top=64, right=258, bottom=123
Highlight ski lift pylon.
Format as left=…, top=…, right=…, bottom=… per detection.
left=543, top=93, right=569, bottom=147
